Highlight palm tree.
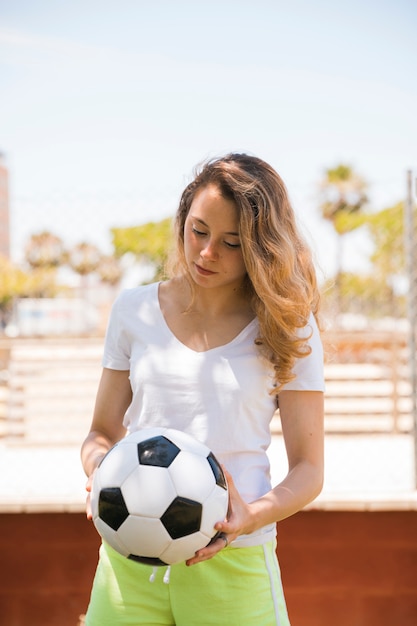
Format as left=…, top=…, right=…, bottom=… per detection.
left=25, top=231, right=65, bottom=269
left=68, top=242, right=102, bottom=306
left=23, top=231, right=65, bottom=305
left=68, top=242, right=101, bottom=276
left=97, top=255, right=122, bottom=287
left=319, top=164, right=368, bottom=316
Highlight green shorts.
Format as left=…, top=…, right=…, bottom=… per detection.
left=85, top=541, right=290, bottom=626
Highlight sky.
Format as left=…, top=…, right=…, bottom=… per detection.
left=1, top=0, right=416, bottom=280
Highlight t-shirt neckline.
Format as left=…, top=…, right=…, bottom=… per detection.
left=154, top=282, right=257, bottom=355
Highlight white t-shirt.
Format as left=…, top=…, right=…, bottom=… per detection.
left=102, top=281, right=325, bottom=547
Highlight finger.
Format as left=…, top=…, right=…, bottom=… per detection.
left=86, top=492, right=93, bottom=520
left=186, top=534, right=227, bottom=566
left=221, top=466, right=234, bottom=487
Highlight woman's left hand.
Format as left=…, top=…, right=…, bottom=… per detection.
left=185, top=469, right=253, bottom=566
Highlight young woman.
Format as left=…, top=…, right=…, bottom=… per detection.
left=81, top=153, right=325, bottom=625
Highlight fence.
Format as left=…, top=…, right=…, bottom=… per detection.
left=0, top=331, right=413, bottom=445
left=321, top=330, right=411, bottom=433
left=0, top=337, right=102, bottom=443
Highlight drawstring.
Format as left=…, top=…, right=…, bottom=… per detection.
left=149, top=567, right=158, bottom=583
left=149, top=565, right=171, bottom=584
left=163, top=566, right=171, bottom=584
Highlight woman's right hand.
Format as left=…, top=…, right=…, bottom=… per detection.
left=80, top=369, right=131, bottom=519
left=85, top=471, right=96, bottom=521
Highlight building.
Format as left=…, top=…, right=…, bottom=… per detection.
left=0, top=152, right=10, bottom=259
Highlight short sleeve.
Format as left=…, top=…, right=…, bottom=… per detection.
left=281, top=313, right=325, bottom=392
left=102, top=292, right=131, bottom=370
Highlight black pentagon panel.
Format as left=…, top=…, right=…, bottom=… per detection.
left=137, top=436, right=180, bottom=467
left=161, top=497, right=202, bottom=539
left=98, top=487, right=129, bottom=530
left=128, top=554, right=168, bottom=566
left=207, top=452, right=227, bottom=490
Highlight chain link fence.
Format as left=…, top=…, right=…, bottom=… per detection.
left=404, top=171, right=417, bottom=485
left=1, top=175, right=416, bottom=443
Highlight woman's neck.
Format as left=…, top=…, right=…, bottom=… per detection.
left=175, top=276, right=252, bottom=319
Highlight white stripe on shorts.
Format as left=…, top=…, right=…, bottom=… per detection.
left=263, top=543, right=291, bottom=626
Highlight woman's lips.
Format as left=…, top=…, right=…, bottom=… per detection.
left=195, top=263, right=216, bottom=276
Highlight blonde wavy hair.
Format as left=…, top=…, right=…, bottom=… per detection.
left=168, top=153, right=321, bottom=393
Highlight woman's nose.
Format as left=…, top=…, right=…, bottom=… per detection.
left=200, top=239, right=218, bottom=260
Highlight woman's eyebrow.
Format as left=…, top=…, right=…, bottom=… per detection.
left=191, top=215, right=239, bottom=237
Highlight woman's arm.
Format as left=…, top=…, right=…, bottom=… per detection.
left=186, top=389, right=324, bottom=565
left=81, top=368, right=132, bottom=515
left=247, top=389, right=324, bottom=527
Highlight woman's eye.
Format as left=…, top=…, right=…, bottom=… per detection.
left=191, top=225, right=240, bottom=248
left=191, top=226, right=206, bottom=236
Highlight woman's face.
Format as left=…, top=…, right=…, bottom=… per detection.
left=183, top=184, right=247, bottom=291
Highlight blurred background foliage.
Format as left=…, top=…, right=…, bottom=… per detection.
left=111, top=217, right=173, bottom=281
left=0, top=164, right=414, bottom=328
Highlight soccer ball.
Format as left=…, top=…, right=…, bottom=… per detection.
left=90, top=427, right=229, bottom=566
